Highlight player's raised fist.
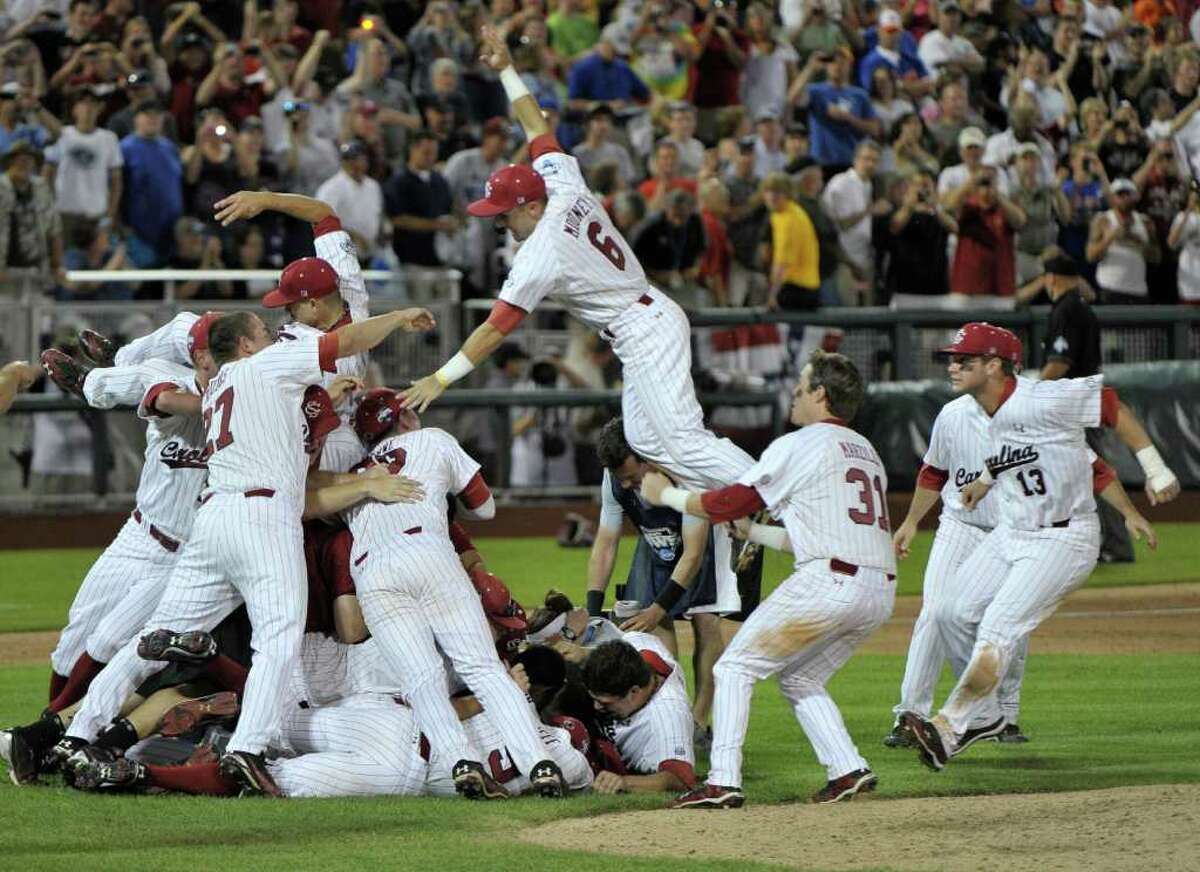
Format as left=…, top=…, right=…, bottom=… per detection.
left=1144, top=473, right=1180, bottom=506
left=478, top=24, right=512, bottom=71
left=396, top=308, right=436, bottom=332
left=214, top=191, right=267, bottom=226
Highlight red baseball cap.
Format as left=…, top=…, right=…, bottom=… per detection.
left=939, top=322, right=1023, bottom=364
left=302, top=385, right=339, bottom=453
left=263, top=257, right=339, bottom=308
left=186, top=310, right=222, bottom=356
left=470, top=567, right=528, bottom=631
left=467, top=164, right=547, bottom=217
left=353, top=387, right=404, bottom=446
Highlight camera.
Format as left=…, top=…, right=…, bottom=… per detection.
left=245, top=44, right=260, bottom=56
left=214, top=123, right=229, bottom=138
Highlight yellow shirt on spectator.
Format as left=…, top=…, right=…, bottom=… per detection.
left=769, top=201, right=820, bottom=289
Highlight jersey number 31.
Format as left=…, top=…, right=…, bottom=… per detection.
left=846, top=467, right=890, bottom=531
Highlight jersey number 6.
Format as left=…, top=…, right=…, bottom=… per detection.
left=587, top=221, right=627, bottom=271
left=202, top=387, right=236, bottom=457
left=845, top=467, right=890, bottom=531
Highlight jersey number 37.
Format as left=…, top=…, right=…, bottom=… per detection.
left=202, top=387, right=236, bottom=458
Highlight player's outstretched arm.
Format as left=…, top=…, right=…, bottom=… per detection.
left=332, top=309, right=435, bottom=360
left=0, top=361, right=38, bottom=414
left=1098, top=477, right=1158, bottom=550
left=894, top=484, right=942, bottom=559
left=1108, top=399, right=1179, bottom=505
left=400, top=320, right=508, bottom=412
left=478, top=24, right=549, bottom=141
left=303, top=465, right=425, bottom=520
left=214, top=190, right=334, bottom=227
left=640, top=471, right=768, bottom=524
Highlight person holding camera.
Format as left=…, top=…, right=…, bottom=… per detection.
left=789, top=47, right=881, bottom=176
left=276, top=99, right=338, bottom=197
left=510, top=358, right=578, bottom=488
left=880, top=171, right=957, bottom=307
left=689, top=0, right=750, bottom=143
left=1012, top=141, right=1071, bottom=284
left=1086, top=176, right=1160, bottom=304
left=946, top=164, right=1026, bottom=301
left=194, top=38, right=285, bottom=126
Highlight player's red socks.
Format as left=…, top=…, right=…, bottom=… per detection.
left=202, top=655, right=249, bottom=696
left=48, top=654, right=106, bottom=712
left=146, top=761, right=239, bottom=796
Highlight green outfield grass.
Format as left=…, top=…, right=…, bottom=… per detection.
left=0, top=523, right=1193, bottom=635
left=1, top=529, right=1197, bottom=871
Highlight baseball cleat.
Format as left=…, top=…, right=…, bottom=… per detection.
left=529, top=759, right=567, bottom=798
left=77, top=329, right=117, bottom=367
left=883, top=722, right=916, bottom=749
left=900, top=711, right=949, bottom=772
left=0, top=730, right=11, bottom=767
left=5, top=728, right=41, bottom=785
left=160, top=692, right=239, bottom=737
left=220, top=751, right=282, bottom=798
left=137, top=629, right=217, bottom=664
left=994, top=723, right=1029, bottom=744
left=73, top=757, right=149, bottom=792
left=953, top=716, right=1008, bottom=757
left=452, top=759, right=510, bottom=800
left=811, top=768, right=878, bottom=804
left=40, top=349, right=90, bottom=398
left=671, top=782, right=745, bottom=809
left=61, top=743, right=118, bottom=789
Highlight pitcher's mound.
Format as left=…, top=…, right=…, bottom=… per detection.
left=521, top=783, right=1200, bottom=871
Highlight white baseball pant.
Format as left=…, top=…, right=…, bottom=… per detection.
left=355, top=545, right=548, bottom=777
left=51, top=518, right=179, bottom=674
left=66, top=493, right=307, bottom=755
left=933, top=516, right=1099, bottom=735
left=608, top=294, right=755, bottom=491
left=708, top=561, right=895, bottom=787
left=269, top=695, right=428, bottom=798
left=894, top=516, right=1029, bottom=721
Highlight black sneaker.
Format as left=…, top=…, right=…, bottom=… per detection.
left=953, top=716, right=1007, bottom=757
left=452, top=759, right=510, bottom=800
left=219, top=751, right=282, bottom=797
left=994, top=723, right=1029, bottom=744
left=137, top=629, right=217, bottom=663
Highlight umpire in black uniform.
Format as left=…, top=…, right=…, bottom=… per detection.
left=1039, top=253, right=1134, bottom=561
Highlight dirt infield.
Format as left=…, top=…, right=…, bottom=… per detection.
left=521, top=783, right=1200, bottom=871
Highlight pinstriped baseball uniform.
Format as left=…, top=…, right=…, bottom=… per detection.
left=113, top=312, right=199, bottom=369
left=599, top=632, right=696, bottom=781
left=709, top=423, right=896, bottom=788
left=66, top=335, right=338, bottom=755
left=933, top=376, right=1103, bottom=736
left=49, top=362, right=207, bottom=674
left=456, top=712, right=593, bottom=795
left=501, top=143, right=754, bottom=492
left=344, top=427, right=550, bottom=778
left=893, top=395, right=1028, bottom=722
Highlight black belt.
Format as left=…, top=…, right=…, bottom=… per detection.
left=1048, top=519, right=1070, bottom=529
left=831, top=557, right=896, bottom=582
left=132, top=509, right=180, bottom=553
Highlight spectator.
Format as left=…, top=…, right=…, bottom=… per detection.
left=697, top=177, right=733, bottom=305
left=631, top=188, right=707, bottom=302
left=169, top=216, right=234, bottom=300
left=1049, top=14, right=1108, bottom=105
left=917, top=2, right=984, bottom=92
left=108, top=69, right=180, bottom=141
left=1077, top=95, right=1108, bottom=147
left=164, top=30, right=214, bottom=146
left=723, top=136, right=769, bottom=305
left=762, top=171, right=820, bottom=310
left=474, top=340, right=530, bottom=481
left=879, top=170, right=956, bottom=307
left=182, top=109, right=242, bottom=225
left=1168, top=49, right=1199, bottom=112
left=567, top=24, right=651, bottom=113
left=611, top=189, right=647, bottom=239
left=983, top=98, right=1058, bottom=188
left=255, top=37, right=313, bottom=151
left=339, top=96, right=390, bottom=178
left=573, top=104, right=638, bottom=188
left=1131, top=138, right=1185, bottom=301
left=418, top=58, right=472, bottom=130
left=513, top=27, right=567, bottom=108
left=1167, top=189, right=1200, bottom=303
left=405, top=1, right=475, bottom=96
left=420, top=96, right=476, bottom=164
left=443, top=117, right=510, bottom=291
left=0, top=140, right=63, bottom=283
left=1011, top=142, right=1071, bottom=284
left=740, top=2, right=798, bottom=126
left=1060, top=142, right=1109, bottom=279
left=1097, top=98, right=1149, bottom=182
left=927, top=80, right=986, bottom=166
left=823, top=140, right=888, bottom=302
left=546, top=0, right=599, bottom=62
left=0, top=83, right=57, bottom=154
left=628, top=9, right=698, bottom=102
left=337, top=37, right=422, bottom=167
left=1086, top=176, right=1160, bottom=303
left=751, top=109, right=787, bottom=178
left=689, top=0, right=750, bottom=142
left=315, top=140, right=385, bottom=262
left=939, top=125, right=1010, bottom=202
left=885, top=112, right=939, bottom=178
left=789, top=48, right=881, bottom=175
left=119, top=100, right=181, bottom=266
left=385, top=130, right=455, bottom=268
left=793, top=158, right=842, bottom=307
left=249, top=0, right=312, bottom=54
left=1003, top=48, right=1077, bottom=150
left=44, top=88, right=123, bottom=235
left=511, top=358, right=577, bottom=488
left=860, top=9, right=932, bottom=102
left=868, top=65, right=916, bottom=140
left=946, top=164, right=1026, bottom=301
left=791, top=5, right=859, bottom=63
left=276, top=99, right=339, bottom=196
left=1111, top=23, right=1169, bottom=103
left=657, top=101, right=705, bottom=177
left=637, top=141, right=698, bottom=211
left=1083, top=0, right=1126, bottom=64
left=120, top=15, right=171, bottom=95
left=195, top=38, right=285, bottom=126
left=229, top=224, right=274, bottom=298
left=60, top=217, right=132, bottom=300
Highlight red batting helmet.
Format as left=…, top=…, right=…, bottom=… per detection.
left=467, top=164, right=547, bottom=217
left=939, top=322, right=1023, bottom=364
left=263, top=257, right=339, bottom=308
left=186, top=310, right=222, bottom=357
left=353, top=387, right=404, bottom=447
left=302, top=385, right=339, bottom=454
left=470, top=567, right=528, bottom=631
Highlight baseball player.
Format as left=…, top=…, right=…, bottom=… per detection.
left=55, top=307, right=434, bottom=795
left=399, top=26, right=754, bottom=497
left=0, top=360, right=38, bottom=413
left=641, top=350, right=895, bottom=808
left=586, top=417, right=735, bottom=729
left=345, top=387, right=569, bottom=799
left=901, top=323, right=1175, bottom=770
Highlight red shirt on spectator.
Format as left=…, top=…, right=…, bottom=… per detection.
left=637, top=177, right=698, bottom=201
left=209, top=80, right=267, bottom=126
left=689, top=25, right=749, bottom=108
left=699, top=208, right=733, bottom=289
left=951, top=197, right=1017, bottom=296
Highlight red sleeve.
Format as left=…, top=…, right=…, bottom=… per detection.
left=140, top=382, right=178, bottom=418
left=917, top=463, right=950, bottom=490
left=312, top=215, right=342, bottom=238
left=1100, top=386, right=1119, bottom=428
left=529, top=133, right=563, bottom=160
left=448, top=521, right=476, bottom=555
left=639, top=649, right=673, bottom=679
left=485, top=300, right=528, bottom=335
left=658, top=759, right=698, bottom=789
left=317, top=333, right=338, bottom=374
left=326, top=530, right=357, bottom=598
left=457, top=471, right=491, bottom=510
left=699, top=483, right=767, bottom=524
left=1091, top=457, right=1117, bottom=496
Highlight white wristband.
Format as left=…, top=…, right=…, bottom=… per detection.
left=978, top=467, right=994, bottom=486
left=661, top=486, right=692, bottom=515
left=499, top=66, right=530, bottom=104
left=434, top=351, right=475, bottom=387
left=748, top=523, right=788, bottom=551
left=1135, top=445, right=1176, bottom=491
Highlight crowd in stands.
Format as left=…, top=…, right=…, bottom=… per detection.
left=3, top=0, right=1200, bottom=311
